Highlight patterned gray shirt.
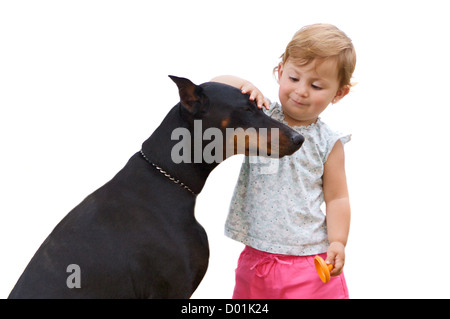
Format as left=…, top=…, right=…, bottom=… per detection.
left=225, top=102, right=351, bottom=255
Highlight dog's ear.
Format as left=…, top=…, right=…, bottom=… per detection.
left=169, top=75, right=207, bottom=116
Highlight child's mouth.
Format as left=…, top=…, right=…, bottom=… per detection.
left=291, top=98, right=308, bottom=107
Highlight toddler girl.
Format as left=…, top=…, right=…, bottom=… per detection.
left=212, top=23, right=356, bottom=299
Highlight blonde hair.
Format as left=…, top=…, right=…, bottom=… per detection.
left=274, top=24, right=356, bottom=88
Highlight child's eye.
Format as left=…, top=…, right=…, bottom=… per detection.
left=289, top=76, right=299, bottom=82
left=312, top=84, right=322, bottom=90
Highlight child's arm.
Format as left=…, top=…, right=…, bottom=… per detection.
left=211, top=75, right=271, bottom=109
left=323, top=140, right=351, bottom=276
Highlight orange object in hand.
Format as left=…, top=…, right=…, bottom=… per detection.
left=314, top=255, right=333, bottom=283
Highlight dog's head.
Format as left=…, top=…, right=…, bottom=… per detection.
left=169, top=75, right=303, bottom=160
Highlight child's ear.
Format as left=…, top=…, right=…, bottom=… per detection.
left=332, top=85, right=350, bottom=104
left=277, top=63, right=284, bottom=81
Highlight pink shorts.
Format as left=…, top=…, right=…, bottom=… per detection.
left=233, top=246, right=349, bottom=299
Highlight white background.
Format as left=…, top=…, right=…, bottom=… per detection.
left=1, top=0, right=449, bottom=299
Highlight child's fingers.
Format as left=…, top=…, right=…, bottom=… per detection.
left=263, top=98, right=271, bottom=110
left=325, top=252, right=336, bottom=267
left=240, top=83, right=268, bottom=109
left=240, top=83, right=254, bottom=95
left=257, top=96, right=268, bottom=109
left=326, top=241, right=346, bottom=276
left=254, top=94, right=266, bottom=109
left=330, top=258, right=344, bottom=276
left=327, top=253, right=345, bottom=276
left=249, top=91, right=258, bottom=101
left=247, top=90, right=262, bottom=106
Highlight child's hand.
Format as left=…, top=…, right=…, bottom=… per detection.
left=240, top=82, right=271, bottom=110
left=211, top=75, right=270, bottom=110
left=326, top=242, right=345, bottom=276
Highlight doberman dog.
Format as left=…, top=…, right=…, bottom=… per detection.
left=8, top=76, right=304, bottom=299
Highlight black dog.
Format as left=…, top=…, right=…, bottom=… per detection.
left=9, top=76, right=304, bottom=298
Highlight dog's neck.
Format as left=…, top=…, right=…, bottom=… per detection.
left=141, top=104, right=221, bottom=195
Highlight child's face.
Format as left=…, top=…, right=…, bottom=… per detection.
left=277, top=59, right=349, bottom=126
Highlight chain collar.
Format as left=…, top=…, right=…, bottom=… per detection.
left=139, top=150, right=196, bottom=196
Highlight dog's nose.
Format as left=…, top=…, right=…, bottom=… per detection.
left=292, top=133, right=304, bottom=146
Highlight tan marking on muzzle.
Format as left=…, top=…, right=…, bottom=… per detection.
left=226, top=127, right=274, bottom=157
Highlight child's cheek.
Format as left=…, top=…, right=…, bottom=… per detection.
left=278, top=82, right=290, bottom=99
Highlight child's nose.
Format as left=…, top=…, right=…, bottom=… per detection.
left=294, top=83, right=309, bottom=97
